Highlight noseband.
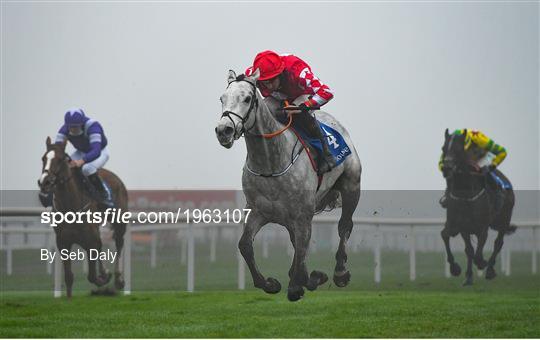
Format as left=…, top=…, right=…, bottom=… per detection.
left=220, top=79, right=259, bottom=139
left=39, top=153, right=72, bottom=191
left=443, top=136, right=487, bottom=202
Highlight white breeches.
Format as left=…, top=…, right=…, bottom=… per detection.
left=476, top=152, right=496, bottom=168
left=71, top=147, right=109, bottom=176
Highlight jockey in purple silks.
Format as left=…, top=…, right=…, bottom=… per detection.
left=54, top=108, right=114, bottom=208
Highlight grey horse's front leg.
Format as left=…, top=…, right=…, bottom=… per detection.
left=286, top=229, right=327, bottom=292
left=286, top=223, right=312, bottom=302
left=462, top=233, right=475, bottom=286
left=238, top=211, right=281, bottom=294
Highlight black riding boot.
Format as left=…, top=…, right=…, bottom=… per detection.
left=298, top=112, right=336, bottom=175
left=88, top=173, right=114, bottom=209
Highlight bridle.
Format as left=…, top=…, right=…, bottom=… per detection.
left=443, top=135, right=487, bottom=202
left=447, top=166, right=486, bottom=202
left=221, top=77, right=306, bottom=178
left=39, top=151, right=94, bottom=212
left=39, top=152, right=73, bottom=192
left=220, top=78, right=298, bottom=139
left=220, top=79, right=259, bottom=139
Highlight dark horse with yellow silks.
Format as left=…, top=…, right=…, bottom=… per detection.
left=440, top=129, right=516, bottom=286
left=38, top=137, right=128, bottom=297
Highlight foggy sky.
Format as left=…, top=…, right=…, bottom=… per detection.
left=1, top=1, right=538, bottom=190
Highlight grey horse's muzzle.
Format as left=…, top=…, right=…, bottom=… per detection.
left=215, top=118, right=236, bottom=148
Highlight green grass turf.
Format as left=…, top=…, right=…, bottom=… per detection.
left=1, top=290, right=539, bottom=338
left=2, top=233, right=539, bottom=292
left=2, top=236, right=539, bottom=337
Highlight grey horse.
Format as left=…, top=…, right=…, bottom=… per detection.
left=215, top=69, right=362, bottom=301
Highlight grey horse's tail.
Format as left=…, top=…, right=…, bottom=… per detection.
left=314, top=189, right=342, bottom=215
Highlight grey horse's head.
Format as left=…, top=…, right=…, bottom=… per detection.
left=215, top=69, right=260, bottom=148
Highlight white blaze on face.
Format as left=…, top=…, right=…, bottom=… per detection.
left=39, top=150, right=55, bottom=184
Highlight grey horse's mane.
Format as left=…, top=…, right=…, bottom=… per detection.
left=236, top=74, right=247, bottom=81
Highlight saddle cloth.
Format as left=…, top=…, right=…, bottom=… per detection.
left=490, top=172, right=512, bottom=190
left=293, top=120, right=352, bottom=167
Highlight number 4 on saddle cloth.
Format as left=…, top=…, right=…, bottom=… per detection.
left=291, top=120, right=352, bottom=173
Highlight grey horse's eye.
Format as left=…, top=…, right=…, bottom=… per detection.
left=244, top=96, right=251, bottom=104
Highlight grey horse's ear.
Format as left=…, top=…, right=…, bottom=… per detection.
left=46, top=136, right=51, bottom=146
left=445, top=128, right=449, bottom=139
left=249, top=68, right=261, bottom=82
left=227, top=70, right=236, bottom=84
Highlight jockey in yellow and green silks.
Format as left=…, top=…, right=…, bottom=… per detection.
left=439, top=129, right=508, bottom=208
left=438, top=129, right=507, bottom=172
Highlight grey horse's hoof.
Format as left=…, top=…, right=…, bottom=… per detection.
left=287, top=286, right=305, bottom=302
left=474, top=257, right=488, bottom=270
left=450, top=263, right=461, bottom=276
left=462, top=276, right=473, bottom=286
left=485, top=266, right=497, bottom=280
left=263, top=277, right=281, bottom=294
left=306, top=270, right=328, bottom=291
left=333, top=270, right=351, bottom=288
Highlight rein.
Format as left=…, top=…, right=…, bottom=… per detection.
left=39, top=154, right=73, bottom=190
left=39, top=153, right=92, bottom=211
left=444, top=134, right=489, bottom=202
left=449, top=188, right=486, bottom=202
left=222, top=79, right=304, bottom=139
left=258, top=111, right=294, bottom=138
left=221, top=79, right=259, bottom=139
left=221, top=77, right=310, bottom=178
left=447, top=168, right=487, bottom=202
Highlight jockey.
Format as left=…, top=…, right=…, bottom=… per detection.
left=54, top=108, right=114, bottom=208
left=245, top=50, right=336, bottom=175
left=439, top=129, right=508, bottom=208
